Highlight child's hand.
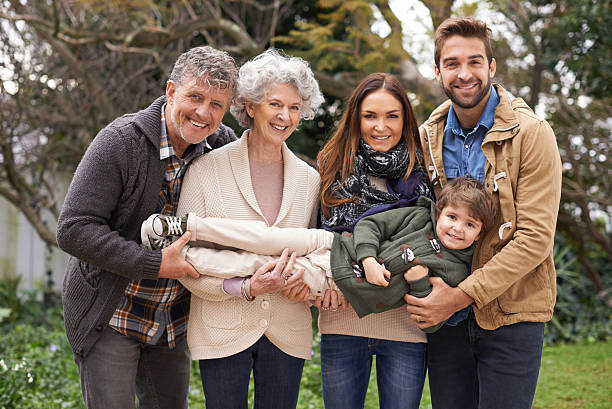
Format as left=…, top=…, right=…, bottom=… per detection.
left=362, top=257, right=391, bottom=287
left=403, top=265, right=428, bottom=282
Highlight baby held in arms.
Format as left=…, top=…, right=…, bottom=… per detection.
left=141, top=177, right=497, bottom=332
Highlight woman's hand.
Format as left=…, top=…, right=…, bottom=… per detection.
left=314, top=289, right=349, bottom=312
left=249, top=248, right=304, bottom=297
left=282, top=280, right=310, bottom=302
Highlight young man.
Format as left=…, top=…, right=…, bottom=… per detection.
left=56, top=46, right=238, bottom=409
left=404, top=17, right=562, bottom=408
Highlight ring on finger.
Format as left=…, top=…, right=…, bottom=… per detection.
left=281, top=273, right=289, bottom=280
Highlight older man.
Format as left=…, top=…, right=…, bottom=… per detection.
left=57, top=46, right=238, bottom=409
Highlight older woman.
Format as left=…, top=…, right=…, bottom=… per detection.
left=316, top=73, right=432, bottom=409
left=176, top=49, right=324, bottom=409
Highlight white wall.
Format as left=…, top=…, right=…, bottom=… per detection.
left=0, top=196, right=68, bottom=292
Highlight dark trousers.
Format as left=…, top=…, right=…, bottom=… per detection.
left=74, top=325, right=190, bottom=409
left=198, top=335, right=305, bottom=409
left=427, top=310, right=545, bottom=409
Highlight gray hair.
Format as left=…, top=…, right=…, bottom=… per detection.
left=168, top=46, right=238, bottom=94
left=230, top=49, right=324, bottom=127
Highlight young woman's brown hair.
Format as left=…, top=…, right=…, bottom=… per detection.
left=316, top=73, right=420, bottom=216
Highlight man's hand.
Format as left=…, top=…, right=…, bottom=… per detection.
left=314, top=289, right=349, bottom=312
left=404, top=277, right=473, bottom=329
left=158, top=232, right=200, bottom=279
left=362, top=256, right=391, bottom=287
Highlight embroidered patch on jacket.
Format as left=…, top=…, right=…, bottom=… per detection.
left=400, top=244, right=416, bottom=263
left=426, top=234, right=443, bottom=259
left=351, top=261, right=363, bottom=277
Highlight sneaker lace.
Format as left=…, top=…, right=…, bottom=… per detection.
left=165, top=216, right=185, bottom=236
left=150, top=236, right=174, bottom=250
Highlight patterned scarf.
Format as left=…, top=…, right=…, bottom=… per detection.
left=321, top=139, right=431, bottom=231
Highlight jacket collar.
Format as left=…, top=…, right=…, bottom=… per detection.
left=485, top=84, right=520, bottom=141
left=132, top=96, right=166, bottom=150
left=422, top=83, right=528, bottom=190
left=228, top=130, right=300, bottom=226
left=424, top=84, right=523, bottom=142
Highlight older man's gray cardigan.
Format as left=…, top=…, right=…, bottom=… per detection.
left=56, top=96, right=236, bottom=357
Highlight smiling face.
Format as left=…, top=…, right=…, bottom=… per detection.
left=165, top=76, right=233, bottom=156
left=435, top=35, right=496, bottom=111
left=435, top=203, right=483, bottom=250
left=246, top=82, right=302, bottom=150
left=359, top=89, right=404, bottom=153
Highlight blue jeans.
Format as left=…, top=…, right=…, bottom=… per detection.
left=198, top=335, right=305, bottom=409
left=427, top=310, right=545, bottom=409
left=321, top=334, right=426, bottom=409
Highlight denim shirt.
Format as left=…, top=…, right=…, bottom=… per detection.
left=442, top=86, right=499, bottom=184
left=442, top=86, right=499, bottom=326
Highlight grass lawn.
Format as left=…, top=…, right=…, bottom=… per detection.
left=186, top=340, right=611, bottom=408
left=2, top=320, right=609, bottom=408
left=533, top=341, right=611, bottom=409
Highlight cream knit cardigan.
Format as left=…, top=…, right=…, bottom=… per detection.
left=177, top=131, right=320, bottom=360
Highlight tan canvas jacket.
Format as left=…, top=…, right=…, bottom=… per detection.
left=419, top=84, right=562, bottom=330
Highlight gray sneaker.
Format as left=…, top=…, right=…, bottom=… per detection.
left=141, top=214, right=189, bottom=250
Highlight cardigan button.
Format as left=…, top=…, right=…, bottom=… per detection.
left=259, top=319, right=268, bottom=327
left=261, top=300, right=270, bottom=310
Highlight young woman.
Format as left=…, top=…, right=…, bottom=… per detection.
left=316, top=73, right=432, bottom=409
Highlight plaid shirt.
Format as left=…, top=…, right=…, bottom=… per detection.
left=109, top=105, right=210, bottom=347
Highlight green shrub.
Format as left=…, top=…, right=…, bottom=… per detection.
left=0, top=324, right=84, bottom=409
left=546, top=240, right=612, bottom=344
left=0, top=277, right=83, bottom=409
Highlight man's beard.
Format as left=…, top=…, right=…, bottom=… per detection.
left=442, top=77, right=492, bottom=109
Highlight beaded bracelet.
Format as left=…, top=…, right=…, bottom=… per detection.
left=241, top=278, right=255, bottom=301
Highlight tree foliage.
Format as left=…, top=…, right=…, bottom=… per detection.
left=0, top=0, right=444, bottom=246
left=488, top=0, right=611, bottom=303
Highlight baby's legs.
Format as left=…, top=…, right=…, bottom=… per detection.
left=185, top=214, right=334, bottom=256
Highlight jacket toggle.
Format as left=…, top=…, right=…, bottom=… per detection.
left=498, top=221, right=513, bottom=240
left=493, top=172, right=507, bottom=192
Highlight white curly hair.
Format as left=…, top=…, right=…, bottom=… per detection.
left=230, top=49, right=324, bottom=127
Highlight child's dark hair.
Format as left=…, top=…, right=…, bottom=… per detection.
left=435, top=177, right=498, bottom=234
